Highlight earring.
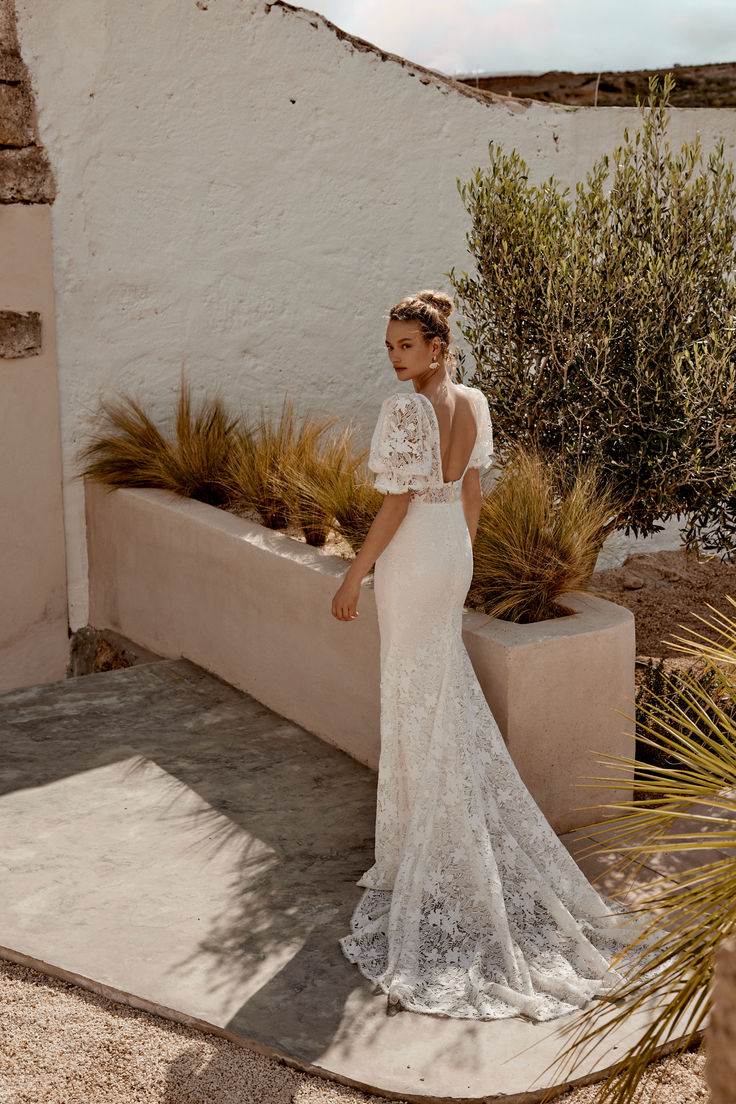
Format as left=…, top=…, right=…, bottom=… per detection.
left=429, top=361, right=439, bottom=371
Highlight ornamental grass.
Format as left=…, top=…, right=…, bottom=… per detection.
left=79, top=384, right=372, bottom=547
left=77, top=379, right=238, bottom=507
left=80, top=386, right=613, bottom=610
left=222, top=397, right=317, bottom=531
left=321, top=466, right=383, bottom=555
left=221, top=397, right=352, bottom=543
left=289, top=449, right=382, bottom=556
left=282, top=422, right=373, bottom=548
left=467, top=448, right=617, bottom=624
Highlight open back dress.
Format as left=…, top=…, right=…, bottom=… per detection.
left=338, top=384, right=643, bottom=1022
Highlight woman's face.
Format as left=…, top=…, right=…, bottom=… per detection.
left=385, top=319, right=439, bottom=382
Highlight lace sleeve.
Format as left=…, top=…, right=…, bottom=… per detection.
left=467, top=388, right=494, bottom=473
left=368, top=394, right=434, bottom=495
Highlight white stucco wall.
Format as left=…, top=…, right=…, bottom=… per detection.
left=14, top=0, right=736, bottom=627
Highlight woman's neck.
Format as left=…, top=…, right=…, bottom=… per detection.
left=414, top=366, right=451, bottom=401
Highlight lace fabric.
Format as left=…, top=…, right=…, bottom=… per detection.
left=338, top=385, right=649, bottom=1021
left=367, top=385, right=494, bottom=502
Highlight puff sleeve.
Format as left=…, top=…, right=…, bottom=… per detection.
left=368, top=393, right=434, bottom=495
left=466, top=388, right=494, bottom=473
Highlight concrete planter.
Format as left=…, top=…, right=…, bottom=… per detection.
left=85, top=479, right=635, bottom=832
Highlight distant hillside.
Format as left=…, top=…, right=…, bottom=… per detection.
left=456, top=61, right=736, bottom=107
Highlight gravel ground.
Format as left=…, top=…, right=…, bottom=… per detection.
left=0, top=957, right=708, bottom=1104
left=1, top=548, right=723, bottom=1104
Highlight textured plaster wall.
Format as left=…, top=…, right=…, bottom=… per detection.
left=14, top=0, right=736, bottom=627
left=0, top=206, right=68, bottom=689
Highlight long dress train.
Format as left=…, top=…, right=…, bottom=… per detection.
left=338, top=384, right=643, bottom=1022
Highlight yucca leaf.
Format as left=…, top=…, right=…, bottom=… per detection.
left=547, top=604, right=736, bottom=1103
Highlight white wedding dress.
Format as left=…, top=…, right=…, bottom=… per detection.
left=338, top=383, right=642, bottom=1022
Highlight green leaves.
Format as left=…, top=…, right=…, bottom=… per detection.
left=450, top=74, right=736, bottom=552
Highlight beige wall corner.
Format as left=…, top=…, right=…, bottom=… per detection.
left=0, top=204, right=68, bottom=690
left=707, top=933, right=736, bottom=1104
left=0, top=0, right=66, bottom=690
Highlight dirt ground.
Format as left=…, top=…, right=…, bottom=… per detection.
left=591, top=548, right=736, bottom=675
left=458, top=60, right=736, bottom=108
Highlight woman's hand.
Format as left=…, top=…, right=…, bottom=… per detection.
left=330, top=491, right=410, bottom=622
left=332, top=573, right=361, bottom=621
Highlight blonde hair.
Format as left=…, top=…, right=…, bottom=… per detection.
left=388, top=289, right=457, bottom=377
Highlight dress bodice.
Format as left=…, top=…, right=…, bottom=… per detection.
left=368, top=384, right=494, bottom=502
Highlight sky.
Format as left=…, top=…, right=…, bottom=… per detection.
left=308, top=0, right=736, bottom=76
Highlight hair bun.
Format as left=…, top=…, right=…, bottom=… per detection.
left=416, top=289, right=453, bottom=320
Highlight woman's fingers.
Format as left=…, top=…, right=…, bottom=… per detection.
left=331, top=590, right=359, bottom=620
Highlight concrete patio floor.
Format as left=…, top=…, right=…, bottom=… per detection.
left=0, top=657, right=700, bottom=1103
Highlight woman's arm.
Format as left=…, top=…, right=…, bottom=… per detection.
left=461, top=467, right=483, bottom=544
left=331, top=492, right=410, bottom=621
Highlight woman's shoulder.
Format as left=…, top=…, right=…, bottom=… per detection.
left=379, top=390, right=425, bottom=410
left=455, top=383, right=491, bottom=419
left=454, top=382, right=486, bottom=404
left=377, top=390, right=431, bottom=422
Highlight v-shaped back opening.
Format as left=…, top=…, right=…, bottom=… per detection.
left=416, top=390, right=479, bottom=485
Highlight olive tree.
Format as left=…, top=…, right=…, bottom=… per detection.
left=450, top=75, right=736, bottom=553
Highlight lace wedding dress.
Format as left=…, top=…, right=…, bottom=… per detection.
left=338, top=383, right=642, bottom=1022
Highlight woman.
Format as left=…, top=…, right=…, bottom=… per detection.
left=331, top=291, right=639, bottom=1022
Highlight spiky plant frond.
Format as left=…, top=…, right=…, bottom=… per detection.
left=282, top=422, right=368, bottom=547
left=288, top=434, right=381, bottom=556
left=666, top=594, right=736, bottom=668
left=78, top=394, right=175, bottom=488
left=221, top=397, right=340, bottom=533
left=78, top=378, right=239, bottom=506
left=467, top=448, right=617, bottom=623
left=170, top=380, right=240, bottom=505
left=635, top=658, right=736, bottom=782
left=547, top=610, right=736, bottom=1104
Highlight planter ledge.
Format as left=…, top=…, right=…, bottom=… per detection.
left=85, top=479, right=634, bottom=832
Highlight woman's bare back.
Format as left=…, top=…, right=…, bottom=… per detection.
left=427, top=385, right=479, bottom=484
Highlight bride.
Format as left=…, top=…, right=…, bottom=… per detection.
left=331, top=290, right=640, bottom=1022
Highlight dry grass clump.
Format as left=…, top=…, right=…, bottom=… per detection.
left=82, top=385, right=614, bottom=606
left=222, top=399, right=369, bottom=546
left=325, top=468, right=383, bottom=555
left=467, top=448, right=616, bottom=624
left=221, top=398, right=325, bottom=532
left=80, top=382, right=376, bottom=549
left=78, top=380, right=238, bottom=507
left=290, top=451, right=383, bottom=556
left=285, top=423, right=374, bottom=548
